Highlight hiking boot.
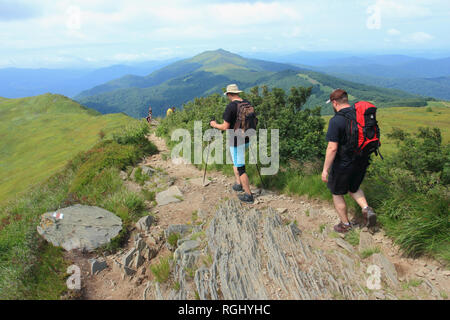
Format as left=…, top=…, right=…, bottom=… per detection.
left=232, top=183, right=243, bottom=192
left=334, top=222, right=353, bottom=234
left=362, top=207, right=377, bottom=228
left=238, top=193, right=254, bottom=204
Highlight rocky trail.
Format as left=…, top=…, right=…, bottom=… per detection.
left=60, top=131, right=449, bottom=300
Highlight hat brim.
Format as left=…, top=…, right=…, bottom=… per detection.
left=224, top=91, right=243, bottom=96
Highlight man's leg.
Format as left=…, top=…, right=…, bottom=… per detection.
left=332, top=195, right=350, bottom=225
left=349, top=188, right=368, bottom=209
left=240, top=172, right=251, bottom=195
left=233, top=166, right=241, bottom=185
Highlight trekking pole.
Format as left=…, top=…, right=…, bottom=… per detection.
left=250, top=146, right=265, bottom=189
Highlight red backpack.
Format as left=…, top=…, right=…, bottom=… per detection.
left=338, top=101, right=383, bottom=159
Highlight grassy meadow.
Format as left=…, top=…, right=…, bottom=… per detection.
left=0, top=94, right=138, bottom=206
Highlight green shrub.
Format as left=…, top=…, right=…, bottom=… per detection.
left=134, top=167, right=149, bottom=186
left=168, top=233, right=181, bottom=248
left=142, top=189, right=156, bottom=202
left=360, top=247, right=381, bottom=259
left=345, top=229, right=360, bottom=246
left=150, top=256, right=172, bottom=283
left=101, top=190, right=146, bottom=224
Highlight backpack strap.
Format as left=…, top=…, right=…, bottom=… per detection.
left=233, top=100, right=247, bottom=131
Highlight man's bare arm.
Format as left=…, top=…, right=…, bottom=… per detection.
left=210, top=120, right=230, bottom=131
left=322, top=142, right=338, bottom=182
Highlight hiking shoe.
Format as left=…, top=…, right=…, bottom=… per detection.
left=238, top=193, right=254, bottom=204
left=334, top=222, right=353, bottom=234
left=362, top=207, right=377, bottom=228
left=232, top=184, right=243, bottom=192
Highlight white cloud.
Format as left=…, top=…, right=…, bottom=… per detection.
left=387, top=28, right=401, bottom=36
left=401, top=31, right=434, bottom=43
left=373, top=0, right=433, bottom=19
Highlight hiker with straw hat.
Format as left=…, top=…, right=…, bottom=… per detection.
left=210, top=84, right=255, bottom=204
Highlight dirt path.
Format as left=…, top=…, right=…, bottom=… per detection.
left=70, top=132, right=449, bottom=300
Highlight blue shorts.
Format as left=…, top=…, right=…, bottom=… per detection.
left=229, top=143, right=249, bottom=168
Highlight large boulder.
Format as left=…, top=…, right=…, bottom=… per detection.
left=37, top=205, right=122, bottom=252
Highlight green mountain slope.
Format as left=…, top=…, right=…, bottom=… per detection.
left=0, top=93, right=138, bottom=205
left=76, top=50, right=429, bottom=118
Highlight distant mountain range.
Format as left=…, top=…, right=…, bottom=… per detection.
left=0, top=60, right=175, bottom=98
left=75, top=49, right=429, bottom=118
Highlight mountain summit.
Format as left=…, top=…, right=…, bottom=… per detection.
left=75, top=50, right=428, bottom=118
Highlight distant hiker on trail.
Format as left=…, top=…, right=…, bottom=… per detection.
left=166, top=107, right=174, bottom=117
left=146, top=105, right=152, bottom=124
left=210, top=84, right=257, bottom=204
left=322, top=89, right=378, bottom=233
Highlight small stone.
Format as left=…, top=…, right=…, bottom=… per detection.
left=89, top=258, right=108, bottom=275
left=359, top=232, right=375, bottom=253
left=136, top=216, right=155, bottom=232
left=374, top=291, right=385, bottom=300
left=119, top=171, right=128, bottom=180
left=122, top=248, right=137, bottom=268
left=123, top=266, right=136, bottom=277
left=156, top=186, right=184, bottom=206
left=335, top=238, right=354, bottom=253
left=133, top=254, right=144, bottom=269
left=277, top=208, right=288, bottom=214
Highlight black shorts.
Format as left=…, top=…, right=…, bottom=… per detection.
left=327, top=161, right=369, bottom=196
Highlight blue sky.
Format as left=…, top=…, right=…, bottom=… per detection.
left=1, top=0, right=450, bottom=68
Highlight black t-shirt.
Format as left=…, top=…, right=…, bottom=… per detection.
left=326, top=107, right=368, bottom=171
left=223, top=99, right=251, bottom=147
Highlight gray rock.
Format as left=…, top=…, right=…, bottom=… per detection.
left=133, top=254, right=145, bottom=269
left=165, top=225, right=192, bottom=238
left=372, top=253, right=399, bottom=288
left=119, top=171, right=128, bottom=180
left=197, top=200, right=363, bottom=300
left=197, top=209, right=208, bottom=220
left=156, top=186, right=183, bottom=206
left=89, top=258, right=108, bottom=275
left=288, top=222, right=302, bottom=237
left=143, top=282, right=152, bottom=300
left=136, top=216, right=154, bottom=232
left=122, top=248, right=137, bottom=268
left=123, top=266, right=137, bottom=277
left=359, top=231, right=375, bottom=253
left=37, top=205, right=122, bottom=252
left=374, top=291, right=385, bottom=300
left=335, top=238, right=355, bottom=254
left=174, top=240, right=200, bottom=260
left=140, top=166, right=156, bottom=176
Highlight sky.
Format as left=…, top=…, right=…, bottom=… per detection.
left=1, top=0, right=450, bottom=68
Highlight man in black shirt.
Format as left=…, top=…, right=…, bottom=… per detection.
left=210, top=84, right=254, bottom=204
left=322, top=89, right=377, bottom=233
